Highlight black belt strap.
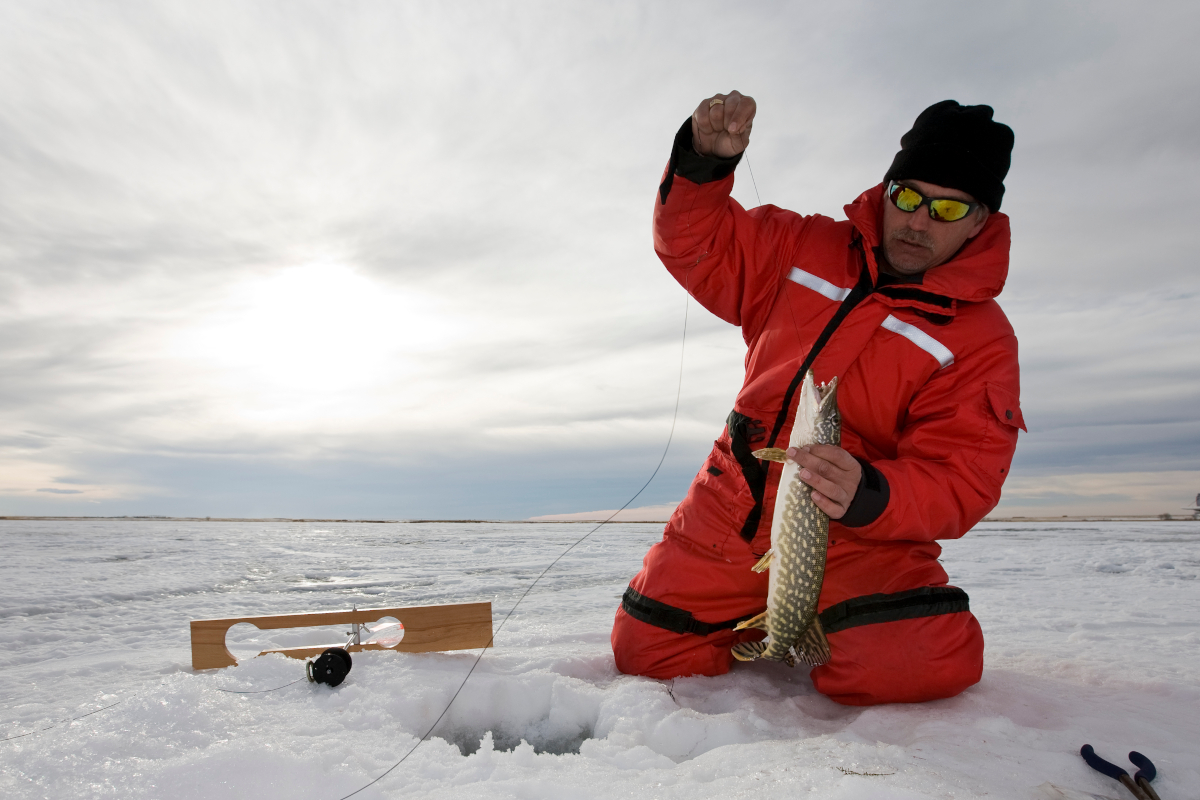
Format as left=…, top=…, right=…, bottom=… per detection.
left=622, top=584, right=969, bottom=637
left=818, top=586, right=970, bottom=634
left=621, top=586, right=755, bottom=636
left=729, top=244, right=875, bottom=542
left=763, top=249, right=874, bottom=450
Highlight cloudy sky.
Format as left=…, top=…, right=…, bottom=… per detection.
left=1, top=1, right=1198, bottom=519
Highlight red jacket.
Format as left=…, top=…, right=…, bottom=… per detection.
left=654, top=171, right=1025, bottom=607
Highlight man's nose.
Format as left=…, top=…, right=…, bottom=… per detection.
left=907, top=206, right=933, bottom=231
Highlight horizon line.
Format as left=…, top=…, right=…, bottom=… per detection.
left=2, top=514, right=1198, bottom=524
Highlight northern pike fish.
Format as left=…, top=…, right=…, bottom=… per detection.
left=731, top=370, right=837, bottom=667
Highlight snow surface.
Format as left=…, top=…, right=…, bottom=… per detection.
left=1, top=519, right=1198, bottom=799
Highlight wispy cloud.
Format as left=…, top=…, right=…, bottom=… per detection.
left=1, top=2, right=1197, bottom=517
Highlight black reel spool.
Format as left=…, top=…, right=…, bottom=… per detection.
left=307, top=647, right=353, bottom=687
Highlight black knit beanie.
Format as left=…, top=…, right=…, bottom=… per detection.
left=884, top=100, right=1014, bottom=212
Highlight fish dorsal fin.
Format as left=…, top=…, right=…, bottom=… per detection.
left=795, top=616, right=832, bottom=666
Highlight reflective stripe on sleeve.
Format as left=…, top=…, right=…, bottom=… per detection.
left=787, top=267, right=853, bottom=301
left=880, top=314, right=955, bottom=368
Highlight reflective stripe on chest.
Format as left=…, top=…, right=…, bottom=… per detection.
left=787, top=267, right=852, bottom=302
left=787, top=267, right=955, bottom=370
left=880, top=315, right=954, bottom=368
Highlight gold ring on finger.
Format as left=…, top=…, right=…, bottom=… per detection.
left=708, top=98, right=724, bottom=107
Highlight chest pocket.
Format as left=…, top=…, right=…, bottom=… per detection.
left=971, top=383, right=1025, bottom=476
left=986, top=383, right=1026, bottom=431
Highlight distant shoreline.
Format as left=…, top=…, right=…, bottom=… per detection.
left=1, top=514, right=1197, bottom=524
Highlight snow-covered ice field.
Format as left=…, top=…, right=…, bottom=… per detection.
left=1, top=518, right=1197, bottom=799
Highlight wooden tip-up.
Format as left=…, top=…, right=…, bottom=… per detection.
left=190, top=602, right=493, bottom=671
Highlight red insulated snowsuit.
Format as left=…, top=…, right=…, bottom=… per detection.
left=611, top=156, right=1025, bottom=705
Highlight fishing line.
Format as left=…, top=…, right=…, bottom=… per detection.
left=333, top=284, right=694, bottom=800
left=737, top=149, right=811, bottom=357
left=213, top=677, right=307, bottom=694
left=744, top=152, right=764, bottom=208
left=1, top=672, right=307, bottom=744
left=747, top=151, right=811, bottom=354
left=0, top=700, right=123, bottom=743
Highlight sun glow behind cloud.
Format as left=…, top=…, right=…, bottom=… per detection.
left=175, top=262, right=464, bottom=429
left=1, top=2, right=1198, bottom=517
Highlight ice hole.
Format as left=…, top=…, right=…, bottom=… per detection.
left=440, top=723, right=595, bottom=756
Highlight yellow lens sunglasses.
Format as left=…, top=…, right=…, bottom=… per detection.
left=887, top=181, right=980, bottom=222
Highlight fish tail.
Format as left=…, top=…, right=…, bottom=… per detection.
left=794, top=616, right=832, bottom=666
left=731, top=641, right=769, bottom=662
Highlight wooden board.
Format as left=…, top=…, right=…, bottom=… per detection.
left=190, top=602, right=493, bottom=670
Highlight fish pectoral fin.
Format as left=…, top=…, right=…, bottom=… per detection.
left=750, top=549, right=774, bottom=573
left=731, top=641, right=768, bottom=662
left=733, top=610, right=769, bottom=632
left=794, top=616, right=832, bottom=667
left=751, top=447, right=788, bottom=462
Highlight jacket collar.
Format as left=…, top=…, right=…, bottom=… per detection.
left=844, top=183, right=1011, bottom=313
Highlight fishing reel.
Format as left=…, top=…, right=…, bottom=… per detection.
left=304, top=615, right=404, bottom=687
left=306, top=647, right=353, bottom=687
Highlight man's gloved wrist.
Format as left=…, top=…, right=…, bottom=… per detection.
left=659, top=117, right=743, bottom=204
left=675, top=117, right=743, bottom=183
left=839, top=457, right=890, bottom=528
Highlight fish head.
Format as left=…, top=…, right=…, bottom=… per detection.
left=794, top=372, right=841, bottom=448
left=816, top=376, right=840, bottom=446
left=816, top=375, right=839, bottom=411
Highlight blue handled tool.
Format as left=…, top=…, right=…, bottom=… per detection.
left=1127, top=752, right=1161, bottom=800
left=1079, top=745, right=1156, bottom=800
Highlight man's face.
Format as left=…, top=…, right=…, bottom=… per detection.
left=880, top=179, right=989, bottom=275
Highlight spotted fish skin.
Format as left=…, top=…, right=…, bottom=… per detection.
left=733, top=370, right=838, bottom=666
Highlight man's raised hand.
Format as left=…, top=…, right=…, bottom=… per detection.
left=691, top=91, right=756, bottom=158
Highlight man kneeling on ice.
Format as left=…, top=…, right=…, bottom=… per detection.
left=612, top=94, right=1024, bottom=706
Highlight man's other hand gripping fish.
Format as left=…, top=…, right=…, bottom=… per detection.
left=731, top=370, right=838, bottom=667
